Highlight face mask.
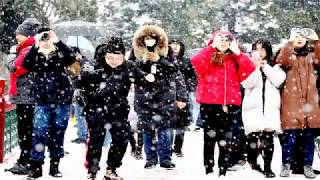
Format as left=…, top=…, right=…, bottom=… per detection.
left=145, top=39, right=156, bottom=47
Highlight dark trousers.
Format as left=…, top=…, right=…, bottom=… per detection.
left=173, top=128, right=185, bottom=152
left=129, top=131, right=143, bottom=153
left=281, top=129, right=315, bottom=166
left=85, top=115, right=130, bottom=172
left=247, top=131, right=274, bottom=170
left=229, top=118, right=246, bottom=167
left=201, top=104, right=241, bottom=173
left=16, top=104, right=34, bottom=165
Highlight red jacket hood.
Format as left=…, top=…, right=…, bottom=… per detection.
left=16, top=36, right=35, bottom=53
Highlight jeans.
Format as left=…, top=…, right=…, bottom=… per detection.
left=282, top=129, right=315, bottom=166
left=143, top=128, right=173, bottom=163
left=189, top=92, right=200, bottom=124
left=75, top=104, right=87, bottom=140
left=30, top=104, right=70, bottom=161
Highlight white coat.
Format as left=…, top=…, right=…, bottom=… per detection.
left=241, top=64, right=286, bottom=135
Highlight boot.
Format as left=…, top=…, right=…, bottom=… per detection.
left=5, top=162, right=30, bottom=175
left=304, top=165, right=316, bottom=179
left=144, top=161, right=157, bottom=169
left=173, top=148, right=184, bottom=158
left=103, top=167, right=123, bottom=180
left=219, top=167, right=227, bottom=177
left=264, top=165, right=276, bottom=178
left=87, top=170, right=97, bottom=180
left=250, top=163, right=264, bottom=173
left=261, top=132, right=275, bottom=178
left=280, top=164, right=290, bottom=177
left=205, top=166, right=213, bottom=174
left=49, top=158, right=62, bottom=177
left=132, top=149, right=143, bottom=160
left=160, top=160, right=176, bottom=170
left=26, top=160, right=43, bottom=179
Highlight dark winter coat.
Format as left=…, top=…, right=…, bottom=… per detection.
left=168, top=40, right=195, bottom=128
left=22, top=41, right=76, bottom=105
left=76, top=55, right=147, bottom=124
left=8, top=37, right=35, bottom=104
left=169, top=39, right=197, bottom=92
left=71, top=56, right=94, bottom=106
left=132, top=25, right=189, bottom=130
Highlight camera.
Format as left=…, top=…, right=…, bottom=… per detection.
left=220, top=34, right=234, bottom=42
left=41, top=32, right=50, bottom=41
left=291, top=27, right=312, bottom=37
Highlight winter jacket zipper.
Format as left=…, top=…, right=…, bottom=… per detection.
left=223, top=63, right=228, bottom=112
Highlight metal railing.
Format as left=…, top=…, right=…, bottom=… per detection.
left=0, top=79, right=18, bottom=163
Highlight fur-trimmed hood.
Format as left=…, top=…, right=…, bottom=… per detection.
left=132, top=25, right=168, bottom=60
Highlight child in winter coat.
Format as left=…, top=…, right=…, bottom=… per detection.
left=276, top=28, right=320, bottom=179
left=241, top=39, right=286, bottom=178
left=76, top=37, right=150, bottom=180
left=191, top=31, right=255, bottom=176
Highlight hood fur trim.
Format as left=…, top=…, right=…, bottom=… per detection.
left=132, top=25, right=168, bottom=60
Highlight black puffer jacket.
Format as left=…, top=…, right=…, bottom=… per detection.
left=168, top=39, right=196, bottom=128
left=22, top=41, right=76, bottom=105
left=132, top=25, right=188, bottom=130
left=169, top=39, right=197, bottom=92
left=76, top=53, right=147, bottom=124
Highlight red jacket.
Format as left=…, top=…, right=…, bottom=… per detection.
left=191, top=46, right=255, bottom=106
left=8, top=37, right=35, bottom=96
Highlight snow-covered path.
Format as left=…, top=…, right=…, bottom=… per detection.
left=1, top=125, right=319, bottom=180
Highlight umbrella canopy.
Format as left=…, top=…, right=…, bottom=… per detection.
left=65, top=36, right=95, bottom=58
left=65, top=36, right=95, bottom=52
left=52, top=20, right=103, bottom=37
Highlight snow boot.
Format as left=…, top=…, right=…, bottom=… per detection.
left=103, top=167, right=123, bottom=180
left=219, top=167, right=227, bottom=177
left=131, top=149, right=143, bottom=160
left=160, top=160, right=176, bottom=170
left=250, top=163, right=264, bottom=173
left=280, top=164, right=290, bottom=177
left=5, top=162, right=30, bottom=175
left=144, top=161, right=157, bottom=169
left=26, top=160, right=43, bottom=179
left=304, top=165, right=316, bottom=179
left=173, top=148, right=184, bottom=158
left=264, top=163, right=275, bottom=178
left=87, top=171, right=97, bottom=180
left=205, top=166, right=214, bottom=174
left=49, top=158, right=62, bottom=177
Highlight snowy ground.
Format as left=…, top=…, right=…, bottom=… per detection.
left=1, top=124, right=320, bottom=180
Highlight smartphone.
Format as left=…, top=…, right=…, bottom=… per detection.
left=251, top=51, right=260, bottom=61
